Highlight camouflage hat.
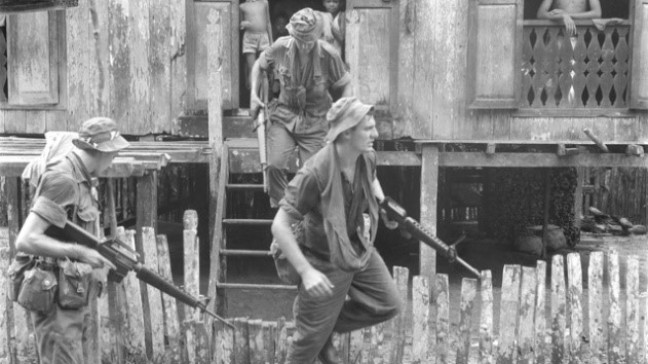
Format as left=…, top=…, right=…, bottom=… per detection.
left=72, top=117, right=130, bottom=152
left=325, top=97, right=374, bottom=143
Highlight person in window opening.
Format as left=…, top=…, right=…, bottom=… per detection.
left=250, top=7, right=353, bottom=208
left=15, top=117, right=127, bottom=364
left=537, top=0, right=602, bottom=35
left=317, top=0, right=346, bottom=57
left=271, top=97, right=401, bottom=364
left=272, top=11, right=290, bottom=40
left=240, top=0, right=273, bottom=90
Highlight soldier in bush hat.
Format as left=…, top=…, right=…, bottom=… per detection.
left=15, top=116, right=126, bottom=364
left=271, top=97, right=401, bottom=363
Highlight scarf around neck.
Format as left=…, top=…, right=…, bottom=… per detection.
left=319, top=144, right=379, bottom=272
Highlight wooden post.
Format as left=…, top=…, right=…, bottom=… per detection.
left=206, top=6, right=224, bottom=319
left=479, top=270, right=494, bottom=364
left=156, top=234, right=182, bottom=362
left=135, top=171, right=157, bottom=357
left=420, top=144, right=438, bottom=284
left=567, top=253, right=584, bottom=364
left=5, top=177, right=21, bottom=254
left=369, top=322, right=385, bottom=363
left=534, top=261, right=548, bottom=364
left=497, top=265, right=521, bottom=364
left=0, top=228, right=10, bottom=364
left=456, top=278, right=477, bottom=364
left=348, top=328, right=365, bottom=363
left=275, top=317, right=288, bottom=364
left=389, top=266, right=409, bottom=364
left=233, top=318, right=250, bottom=364
left=435, top=274, right=450, bottom=364
left=213, top=320, right=234, bottom=364
left=574, top=167, right=585, bottom=228
left=262, top=322, right=276, bottom=364
left=142, top=227, right=165, bottom=360
left=517, top=267, right=537, bottom=364
left=411, top=276, right=430, bottom=363
left=183, top=210, right=205, bottom=363
left=551, top=255, right=567, bottom=364
left=607, top=250, right=622, bottom=364
left=122, top=229, right=147, bottom=361
left=247, top=319, right=264, bottom=363
left=626, top=256, right=640, bottom=363
left=588, top=251, right=605, bottom=364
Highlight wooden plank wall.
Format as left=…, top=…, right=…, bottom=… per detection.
left=398, top=0, right=648, bottom=142
left=0, top=0, right=188, bottom=135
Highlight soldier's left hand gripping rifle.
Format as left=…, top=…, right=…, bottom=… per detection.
left=62, top=220, right=233, bottom=328
left=380, top=197, right=482, bottom=279
left=253, top=70, right=271, bottom=192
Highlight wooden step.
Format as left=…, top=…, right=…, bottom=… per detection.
left=220, top=249, right=272, bottom=257
left=222, top=218, right=273, bottom=226
left=225, top=183, right=265, bottom=190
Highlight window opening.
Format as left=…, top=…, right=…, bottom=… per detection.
left=521, top=0, right=631, bottom=109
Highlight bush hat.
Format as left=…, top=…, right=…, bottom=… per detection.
left=325, top=97, right=374, bottom=143
left=72, top=117, right=130, bottom=152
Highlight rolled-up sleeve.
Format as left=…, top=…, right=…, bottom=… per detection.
left=328, top=51, right=351, bottom=90
left=31, top=172, right=78, bottom=228
left=279, top=170, right=320, bottom=219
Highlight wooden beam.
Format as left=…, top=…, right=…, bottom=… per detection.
left=206, top=7, right=224, bottom=319
left=438, top=152, right=648, bottom=168
left=419, top=145, right=438, bottom=288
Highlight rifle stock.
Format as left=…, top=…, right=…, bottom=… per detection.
left=62, top=221, right=233, bottom=327
left=380, top=196, right=482, bottom=279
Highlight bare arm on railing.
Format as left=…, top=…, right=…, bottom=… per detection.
left=537, top=0, right=602, bottom=35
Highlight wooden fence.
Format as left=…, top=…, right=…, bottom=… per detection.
left=1, top=211, right=646, bottom=363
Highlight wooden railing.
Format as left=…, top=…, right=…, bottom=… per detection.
left=520, top=19, right=631, bottom=109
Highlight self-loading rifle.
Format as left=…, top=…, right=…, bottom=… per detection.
left=62, top=220, right=233, bottom=328
left=253, top=71, right=271, bottom=192
left=380, top=196, right=482, bottom=279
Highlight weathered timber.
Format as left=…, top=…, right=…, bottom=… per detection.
left=517, top=267, right=536, bottom=364
left=551, top=255, right=567, bottom=364
left=534, top=261, right=548, bottom=364
left=625, top=256, right=640, bottom=363
left=411, top=276, right=430, bottom=363
left=456, top=278, right=477, bottom=364
left=156, top=234, right=182, bottom=363
left=479, top=270, right=494, bottom=364
left=419, top=145, right=438, bottom=283
left=497, top=265, right=521, bottom=364
left=607, top=251, right=622, bottom=364
left=142, top=227, right=165, bottom=360
left=435, top=274, right=450, bottom=364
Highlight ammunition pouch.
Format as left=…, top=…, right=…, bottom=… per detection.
left=16, top=262, right=58, bottom=314
left=8, top=254, right=36, bottom=302
left=57, top=259, right=93, bottom=310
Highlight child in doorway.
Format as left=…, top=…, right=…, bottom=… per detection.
left=318, top=0, right=345, bottom=56
left=240, top=0, right=272, bottom=89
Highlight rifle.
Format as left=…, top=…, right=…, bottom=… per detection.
left=380, top=197, right=482, bottom=279
left=254, top=71, right=271, bottom=192
left=62, top=220, right=233, bottom=328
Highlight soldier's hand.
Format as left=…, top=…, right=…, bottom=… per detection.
left=380, top=208, right=399, bottom=230
left=75, top=246, right=116, bottom=270
left=301, top=267, right=334, bottom=298
left=250, top=93, right=264, bottom=118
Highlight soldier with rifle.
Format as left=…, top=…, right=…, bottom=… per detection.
left=250, top=7, right=353, bottom=208
left=14, top=117, right=126, bottom=364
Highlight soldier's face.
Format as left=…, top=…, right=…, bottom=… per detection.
left=96, top=151, right=118, bottom=174
left=347, top=115, right=378, bottom=153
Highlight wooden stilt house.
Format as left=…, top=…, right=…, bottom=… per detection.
left=1, top=0, right=648, bottom=340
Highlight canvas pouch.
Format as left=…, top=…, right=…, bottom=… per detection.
left=57, top=259, right=93, bottom=309
left=270, top=221, right=304, bottom=285
left=7, top=254, right=36, bottom=302
left=16, top=264, right=57, bottom=314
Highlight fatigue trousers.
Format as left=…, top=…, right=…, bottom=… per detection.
left=286, top=250, right=401, bottom=364
left=266, top=120, right=327, bottom=207
left=31, top=275, right=102, bottom=364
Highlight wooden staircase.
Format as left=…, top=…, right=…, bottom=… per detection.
left=210, top=137, right=297, bottom=317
